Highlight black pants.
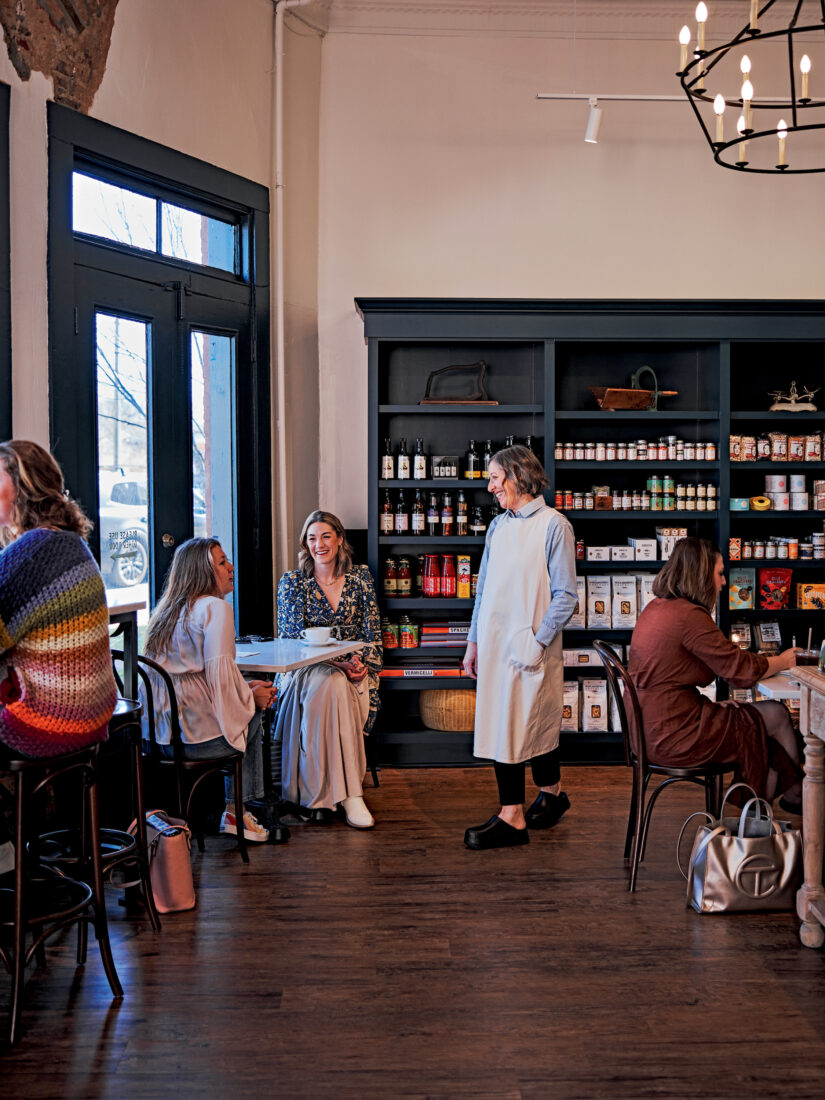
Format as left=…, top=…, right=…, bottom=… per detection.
left=494, top=748, right=561, bottom=805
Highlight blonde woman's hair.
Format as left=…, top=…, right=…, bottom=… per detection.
left=652, top=536, right=721, bottom=612
left=0, top=439, right=92, bottom=546
left=298, top=510, right=353, bottom=579
left=144, top=537, right=222, bottom=657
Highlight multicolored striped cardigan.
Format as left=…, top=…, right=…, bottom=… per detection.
left=0, top=528, right=117, bottom=757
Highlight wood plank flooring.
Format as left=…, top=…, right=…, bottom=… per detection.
left=3, top=765, right=825, bottom=1099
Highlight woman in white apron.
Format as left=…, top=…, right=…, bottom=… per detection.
left=462, top=446, right=578, bottom=850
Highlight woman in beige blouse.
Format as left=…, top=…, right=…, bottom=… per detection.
left=143, top=537, right=274, bottom=842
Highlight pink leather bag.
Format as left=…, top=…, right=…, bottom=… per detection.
left=129, top=810, right=196, bottom=913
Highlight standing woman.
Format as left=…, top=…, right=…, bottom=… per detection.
left=462, top=445, right=578, bottom=850
left=275, top=510, right=382, bottom=828
left=0, top=440, right=117, bottom=757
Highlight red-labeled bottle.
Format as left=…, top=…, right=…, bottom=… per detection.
left=422, top=554, right=441, bottom=597
left=440, top=554, right=456, bottom=598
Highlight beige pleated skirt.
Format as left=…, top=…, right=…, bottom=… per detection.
left=276, top=663, right=370, bottom=809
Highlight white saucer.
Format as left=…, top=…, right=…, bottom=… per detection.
left=299, top=637, right=339, bottom=647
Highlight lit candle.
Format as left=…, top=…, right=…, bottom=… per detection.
left=741, top=78, right=754, bottom=129
left=777, top=119, right=788, bottom=166
left=740, top=55, right=751, bottom=81
left=679, top=25, right=691, bottom=71
left=696, top=3, right=708, bottom=53
left=750, top=0, right=758, bottom=31
left=737, top=114, right=747, bottom=162
left=713, top=94, right=726, bottom=142
left=801, top=54, right=811, bottom=100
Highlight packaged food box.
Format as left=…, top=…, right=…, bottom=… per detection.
left=796, top=582, right=825, bottom=610
left=637, top=574, right=657, bottom=612
left=585, top=546, right=610, bottom=561
left=610, top=546, right=635, bottom=561
left=656, top=527, right=688, bottom=560
left=611, top=575, right=638, bottom=628
left=586, top=576, right=612, bottom=628
left=568, top=577, right=587, bottom=629
left=628, top=538, right=657, bottom=560
left=728, top=567, right=755, bottom=609
left=562, top=648, right=601, bottom=667
left=757, top=567, right=793, bottom=610
left=561, top=679, right=580, bottom=732
left=581, top=678, right=608, bottom=732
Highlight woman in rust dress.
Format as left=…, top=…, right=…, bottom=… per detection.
left=629, top=537, right=802, bottom=809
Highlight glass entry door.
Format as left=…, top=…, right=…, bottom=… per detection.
left=67, top=267, right=246, bottom=611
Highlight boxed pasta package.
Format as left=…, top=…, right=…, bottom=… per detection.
left=586, top=576, right=612, bottom=628
left=611, top=575, right=638, bottom=628
left=581, top=678, right=609, bottom=732
left=561, top=679, right=580, bottom=732
left=563, top=648, right=601, bottom=668
left=568, top=577, right=587, bottom=629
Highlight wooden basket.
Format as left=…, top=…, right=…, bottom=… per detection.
left=419, top=689, right=476, bottom=732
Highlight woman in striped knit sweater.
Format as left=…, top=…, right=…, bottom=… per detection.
left=0, top=440, right=117, bottom=758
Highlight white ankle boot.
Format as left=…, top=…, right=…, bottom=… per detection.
left=341, top=796, right=374, bottom=829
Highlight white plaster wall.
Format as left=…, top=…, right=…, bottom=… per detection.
left=317, top=30, right=825, bottom=527
left=6, top=0, right=275, bottom=438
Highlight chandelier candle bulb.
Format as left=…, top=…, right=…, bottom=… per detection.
left=696, top=3, right=707, bottom=52
left=749, top=0, right=758, bottom=30
left=742, top=79, right=754, bottom=129
left=777, top=119, right=788, bottom=166
left=679, top=25, right=691, bottom=71
left=737, top=113, right=747, bottom=161
left=713, top=94, right=726, bottom=142
left=801, top=54, right=811, bottom=100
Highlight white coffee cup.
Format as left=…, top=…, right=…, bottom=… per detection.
left=301, top=626, right=333, bottom=645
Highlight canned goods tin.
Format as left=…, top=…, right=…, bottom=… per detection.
left=381, top=617, right=400, bottom=648
left=765, top=474, right=788, bottom=493
left=663, top=495, right=675, bottom=511
left=769, top=492, right=790, bottom=511
left=399, top=615, right=419, bottom=647
left=663, top=475, right=675, bottom=493
left=791, top=492, right=810, bottom=510
left=648, top=475, right=662, bottom=493
left=650, top=494, right=662, bottom=511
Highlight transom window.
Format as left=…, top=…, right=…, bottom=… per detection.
left=72, top=171, right=238, bottom=274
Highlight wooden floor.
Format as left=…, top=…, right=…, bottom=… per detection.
left=3, top=765, right=825, bottom=1099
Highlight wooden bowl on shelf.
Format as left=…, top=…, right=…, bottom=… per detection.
left=419, top=689, right=476, bottom=731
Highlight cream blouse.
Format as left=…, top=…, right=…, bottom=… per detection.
left=143, top=596, right=255, bottom=750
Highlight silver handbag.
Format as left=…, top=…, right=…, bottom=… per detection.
left=678, top=783, right=802, bottom=914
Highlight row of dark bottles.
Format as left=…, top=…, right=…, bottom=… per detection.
left=379, top=489, right=497, bottom=536
left=381, top=436, right=538, bottom=480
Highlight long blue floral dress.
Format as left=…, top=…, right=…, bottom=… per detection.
left=275, top=564, right=382, bottom=809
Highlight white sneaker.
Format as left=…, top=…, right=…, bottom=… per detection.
left=220, top=808, right=270, bottom=843
left=341, top=796, right=374, bottom=829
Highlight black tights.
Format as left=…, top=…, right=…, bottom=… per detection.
left=754, top=699, right=802, bottom=802
left=494, top=749, right=561, bottom=805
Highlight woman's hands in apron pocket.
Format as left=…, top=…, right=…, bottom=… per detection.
left=508, top=627, right=546, bottom=672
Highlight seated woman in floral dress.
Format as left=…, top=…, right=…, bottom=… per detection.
left=275, top=510, right=382, bottom=828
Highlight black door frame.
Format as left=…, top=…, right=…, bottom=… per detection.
left=47, top=104, right=272, bottom=632
left=0, top=83, right=10, bottom=441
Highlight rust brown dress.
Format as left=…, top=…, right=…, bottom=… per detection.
left=628, top=597, right=794, bottom=797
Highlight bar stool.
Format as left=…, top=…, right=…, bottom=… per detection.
left=0, top=743, right=123, bottom=1046
left=37, top=699, right=162, bottom=938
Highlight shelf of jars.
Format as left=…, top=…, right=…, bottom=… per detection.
left=379, top=536, right=487, bottom=546
left=730, top=411, right=823, bottom=421
left=383, top=598, right=474, bottom=610
left=558, top=510, right=719, bottom=521
left=555, top=410, right=718, bottom=420
left=732, top=512, right=824, bottom=521
left=555, top=461, right=719, bottom=471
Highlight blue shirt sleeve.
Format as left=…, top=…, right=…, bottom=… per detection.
left=534, top=513, right=579, bottom=647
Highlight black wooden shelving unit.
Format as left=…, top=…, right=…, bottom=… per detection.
left=358, top=299, right=825, bottom=768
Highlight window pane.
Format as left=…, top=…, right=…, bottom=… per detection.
left=191, top=332, right=236, bottom=585
left=162, top=203, right=236, bottom=272
left=73, top=173, right=157, bottom=251
left=96, top=313, right=151, bottom=605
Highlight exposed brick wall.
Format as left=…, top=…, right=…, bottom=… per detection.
left=0, top=0, right=120, bottom=112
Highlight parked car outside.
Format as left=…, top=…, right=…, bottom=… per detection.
left=98, top=470, right=149, bottom=588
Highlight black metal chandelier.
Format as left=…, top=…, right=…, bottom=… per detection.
left=677, top=1, right=825, bottom=173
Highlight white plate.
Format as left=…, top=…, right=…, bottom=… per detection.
left=299, top=637, right=340, bottom=647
